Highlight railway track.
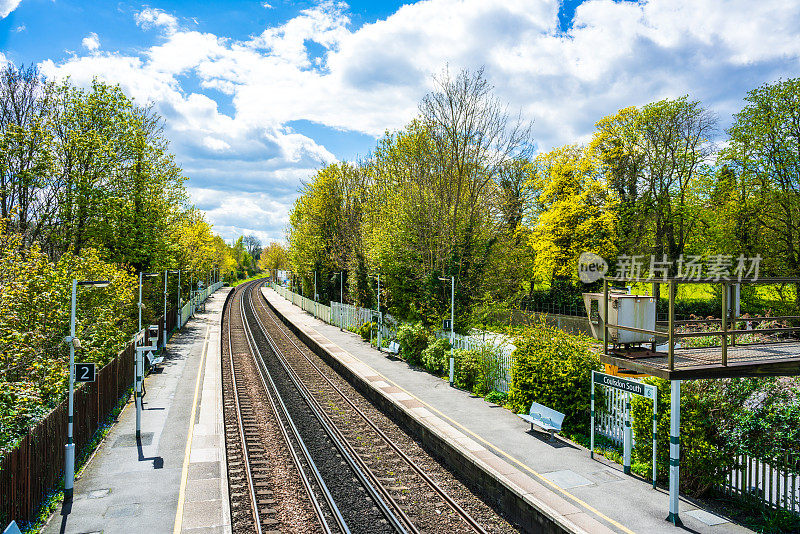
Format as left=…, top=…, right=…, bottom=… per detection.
left=222, top=279, right=518, bottom=533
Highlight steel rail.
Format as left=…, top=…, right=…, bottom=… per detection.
left=242, top=286, right=408, bottom=534
left=236, top=281, right=345, bottom=533
left=224, top=285, right=263, bottom=534
left=255, top=288, right=489, bottom=534
left=246, top=288, right=417, bottom=534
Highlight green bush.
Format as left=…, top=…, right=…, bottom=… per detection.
left=631, top=378, right=738, bottom=497
left=396, top=322, right=429, bottom=365
left=485, top=390, right=508, bottom=405
left=453, top=344, right=505, bottom=396
left=632, top=377, right=800, bottom=497
left=421, top=337, right=450, bottom=375
left=507, top=320, right=599, bottom=434
left=358, top=321, right=375, bottom=342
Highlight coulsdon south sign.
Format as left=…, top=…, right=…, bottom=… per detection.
left=593, top=372, right=656, bottom=400
left=590, top=370, right=658, bottom=489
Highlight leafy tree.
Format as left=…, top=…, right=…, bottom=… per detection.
left=530, top=145, right=618, bottom=282
left=720, top=78, right=800, bottom=301
left=259, top=242, right=288, bottom=273
left=591, top=97, right=716, bottom=268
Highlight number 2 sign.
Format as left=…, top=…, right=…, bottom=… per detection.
left=75, top=363, right=96, bottom=383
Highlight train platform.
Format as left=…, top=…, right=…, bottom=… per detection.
left=262, top=287, right=751, bottom=534
left=42, top=287, right=232, bottom=534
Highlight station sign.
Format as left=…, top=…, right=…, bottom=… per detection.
left=593, top=371, right=656, bottom=400
left=74, top=363, right=97, bottom=383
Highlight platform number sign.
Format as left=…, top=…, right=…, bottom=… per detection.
left=442, top=319, right=452, bottom=330
left=75, top=363, right=96, bottom=383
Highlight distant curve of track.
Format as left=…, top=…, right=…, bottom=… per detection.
left=222, top=279, right=520, bottom=533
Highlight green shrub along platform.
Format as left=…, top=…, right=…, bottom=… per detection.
left=508, top=320, right=600, bottom=434
left=359, top=310, right=800, bottom=523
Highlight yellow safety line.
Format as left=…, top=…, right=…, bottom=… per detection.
left=173, top=324, right=210, bottom=534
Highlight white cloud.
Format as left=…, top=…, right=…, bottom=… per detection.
left=14, top=24, right=25, bottom=32
left=38, top=0, right=800, bottom=241
left=134, top=7, right=179, bottom=34
left=262, top=2, right=273, bottom=9
left=81, top=32, right=100, bottom=52
left=0, top=0, right=21, bottom=19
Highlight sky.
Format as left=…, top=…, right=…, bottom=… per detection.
left=1, top=0, right=799, bottom=245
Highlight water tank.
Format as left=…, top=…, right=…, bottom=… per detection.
left=583, top=292, right=656, bottom=344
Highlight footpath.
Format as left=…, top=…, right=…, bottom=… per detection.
left=42, top=288, right=232, bottom=534
left=263, top=287, right=751, bottom=534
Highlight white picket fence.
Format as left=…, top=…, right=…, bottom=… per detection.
left=272, top=284, right=331, bottom=323
left=596, top=387, right=627, bottom=445
left=179, top=280, right=224, bottom=328
left=719, top=451, right=800, bottom=514
left=433, top=329, right=515, bottom=391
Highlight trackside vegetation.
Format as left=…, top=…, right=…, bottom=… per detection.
left=285, top=66, right=800, bottom=527
left=0, top=64, right=262, bottom=454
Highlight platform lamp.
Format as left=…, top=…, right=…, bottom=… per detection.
left=376, top=272, right=381, bottom=351
left=64, top=279, right=110, bottom=501
left=438, top=275, right=455, bottom=386
left=335, top=271, right=344, bottom=330
left=137, top=272, right=160, bottom=442
left=163, top=270, right=180, bottom=348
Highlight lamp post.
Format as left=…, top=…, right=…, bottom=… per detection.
left=376, top=272, right=381, bottom=352
left=336, top=271, right=344, bottom=330
left=137, top=272, right=159, bottom=440
left=64, top=279, right=109, bottom=501
left=166, top=270, right=179, bottom=334
left=439, top=275, right=455, bottom=386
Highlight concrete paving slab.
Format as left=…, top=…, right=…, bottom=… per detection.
left=686, top=509, right=730, bottom=526
left=263, top=286, right=754, bottom=534
left=42, top=288, right=232, bottom=534
left=542, top=470, right=593, bottom=489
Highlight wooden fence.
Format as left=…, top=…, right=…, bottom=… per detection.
left=0, top=304, right=181, bottom=527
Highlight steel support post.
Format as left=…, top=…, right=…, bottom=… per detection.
left=653, top=395, right=658, bottom=489
left=624, top=391, right=632, bottom=474
left=162, top=270, right=168, bottom=348
left=65, top=279, right=77, bottom=501
left=590, top=370, right=595, bottom=459
left=667, top=379, right=682, bottom=526
left=377, top=273, right=381, bottom=352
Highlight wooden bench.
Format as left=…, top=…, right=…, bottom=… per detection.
left=387, top=341, right=400, bottom=355
left=517, top=402, right=565, bottom=440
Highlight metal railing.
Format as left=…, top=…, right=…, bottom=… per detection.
left=179, top=281, right=224, bottom=328
left=601, top=277, right=800, bottom=370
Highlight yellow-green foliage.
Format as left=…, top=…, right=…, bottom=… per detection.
left=529, top=144, right=618, bottom=282
left=0, top=228, right=136, bottom=452
left=508, top=320, right=600, bottom=433
left=421, top=337, right=450, bottom=375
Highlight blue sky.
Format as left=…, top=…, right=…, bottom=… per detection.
left=2, top=0, right=799, bottom=244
